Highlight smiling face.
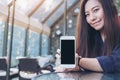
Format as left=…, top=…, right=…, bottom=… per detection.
left=85, top=0, right=104, bottom=31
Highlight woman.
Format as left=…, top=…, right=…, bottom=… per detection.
left=62, top=0, right=120, bottom=73
left=75, top=0, right=120, bottom=72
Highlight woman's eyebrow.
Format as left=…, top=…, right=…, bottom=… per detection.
left=91, top=5, right=100, bottom=10
left=85, top=5, right=100, bottom=13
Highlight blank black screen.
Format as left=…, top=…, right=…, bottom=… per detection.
left=61, top=40, right=75, bottom=64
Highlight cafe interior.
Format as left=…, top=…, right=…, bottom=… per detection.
left=0, top=0, right=120, bottom=80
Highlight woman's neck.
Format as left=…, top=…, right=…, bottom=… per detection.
left=100, top=31, right=105, bottom=42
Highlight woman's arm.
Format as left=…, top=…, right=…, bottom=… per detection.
left=80, top=58, right=103, bottom=72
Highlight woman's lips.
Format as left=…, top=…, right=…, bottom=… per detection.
left=92, top=20, right=101, bottom=26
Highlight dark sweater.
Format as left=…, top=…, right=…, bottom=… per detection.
left=96, top=33, right=120, bottom=73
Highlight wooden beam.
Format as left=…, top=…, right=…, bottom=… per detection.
left=8, top=0, right=16, bottom=7
left=50, top=0, right=80, bottom=27
left=8, top=1, right=12, bottom=7
left=42, top=0, right=64, bottom=23
left=28, top=0, right=45, bottom=17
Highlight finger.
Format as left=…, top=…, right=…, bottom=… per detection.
left=75, top=53, right=79, bottom=66
left=64, top=68, right=73, bottom=72
left=64, top=66, right=80, bottom=72
left=57, top=49, right=61, bottom=54
left=75, top=53, right=79, bottom=57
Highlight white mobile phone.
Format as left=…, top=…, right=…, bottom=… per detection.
left=60, top=36, right=76, bottom=68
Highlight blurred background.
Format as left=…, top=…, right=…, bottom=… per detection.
left=0, top=0, right=120, bottom=68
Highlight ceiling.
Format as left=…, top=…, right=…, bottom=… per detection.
left=0, top=0, right=79, bottom=28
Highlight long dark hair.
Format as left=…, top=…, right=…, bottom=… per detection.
left=76, top=0, right=120, bottom=57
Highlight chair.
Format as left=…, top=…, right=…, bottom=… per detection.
left=18, top=58, right=41, bottom=80
left=0, top=58, right=18, bottom=80
left=0, top=58, right=7, bottom=71
left=0, top=58, right=7, bottom=80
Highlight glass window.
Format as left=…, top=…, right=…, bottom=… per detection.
left=27, top=30, right=40, bottom=57
left=7, top=25, right=26, bottom=66
left=0, top=21, right=5, bottom=56
left=45, top=0, right=78, bottom=27
left=41, top=34, right=50, bottom=56
left=115, top=0, right=120, bottom=15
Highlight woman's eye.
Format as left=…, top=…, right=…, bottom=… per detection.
left=85, top=13, right=89, bottom=17
left=94, top=8, right=99, bottom=13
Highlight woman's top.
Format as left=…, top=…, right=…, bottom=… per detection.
left=96, top=33, right=120, bottom=73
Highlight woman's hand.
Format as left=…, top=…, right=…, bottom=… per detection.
left=63, top=53, right=81, bottom=72
left=64, top=65, right=81, bottom=72
left=55, top=49, right=82, bottom=72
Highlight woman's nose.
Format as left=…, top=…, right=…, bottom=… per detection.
left=90, top=14, right=97, bottom=21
